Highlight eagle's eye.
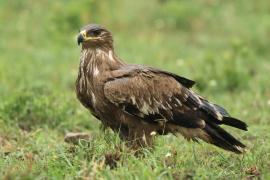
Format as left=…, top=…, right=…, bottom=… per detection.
left=87, top=29, right=101, bottom=37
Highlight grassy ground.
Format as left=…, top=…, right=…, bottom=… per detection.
left=0, top=0, right=270, bottom=179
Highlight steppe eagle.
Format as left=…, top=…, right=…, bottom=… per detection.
left=76, top=24, right=247, bottom=153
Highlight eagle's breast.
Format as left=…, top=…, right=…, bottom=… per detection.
left=76, top=48, right=124, bottom=120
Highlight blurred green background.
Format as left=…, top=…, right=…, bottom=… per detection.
left=0, top=0, right=269, bottom=179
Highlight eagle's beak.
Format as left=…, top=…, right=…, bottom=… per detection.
left=77, top=30, right=88, bottom=45
left=77, top=33, right=84, bottom=45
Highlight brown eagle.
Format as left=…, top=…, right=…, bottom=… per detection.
left=76, top=24, right=247, bottom=153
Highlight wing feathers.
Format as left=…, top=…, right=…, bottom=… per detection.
left=148, top=67, right=195, bottom=88
left=105, top=68, right=247, bottom=131
left=172, top=111, right=205, bottom=128
left=104, top=65, right=247, bottom=153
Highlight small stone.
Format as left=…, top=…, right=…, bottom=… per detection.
left=64, top=132, right=90, bottom=144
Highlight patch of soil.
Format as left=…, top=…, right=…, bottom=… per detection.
left=104, top=152, right=121, bottom=169
left=245, top=166, right=261, bottom=179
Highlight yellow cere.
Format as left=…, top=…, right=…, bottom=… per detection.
left=80, top=30, right=95, bottom=41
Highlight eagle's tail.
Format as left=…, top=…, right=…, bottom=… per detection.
left=201, top=122, right=246, bottom=154
left=186, top=92, right=248, bottom=131
left=199, top=101, right=247, bottom=153
left=181, top=91, right=247, bottom=153
left=198, top=100, right=248, bottom=131
left=221, top=116, right=248, bottom=131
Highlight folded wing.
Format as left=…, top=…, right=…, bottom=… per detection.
left=104, top=65, right=247, bottom=153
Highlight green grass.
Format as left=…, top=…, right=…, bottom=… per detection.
left=0, top=0, right=270, bottom=179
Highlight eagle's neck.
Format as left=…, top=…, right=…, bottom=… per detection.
left=77, top=47, right=124, bottom=94
left=80, top=47, right=124, bottom=77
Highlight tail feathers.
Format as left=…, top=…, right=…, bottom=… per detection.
left=202, top=123, right=246, bottom=154
left=200, top=100, right=248, bottom=131
left=222, top=117, right=248, bottom=131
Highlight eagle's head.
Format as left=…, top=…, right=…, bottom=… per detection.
left=77, top=24, right=113, bottom=49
